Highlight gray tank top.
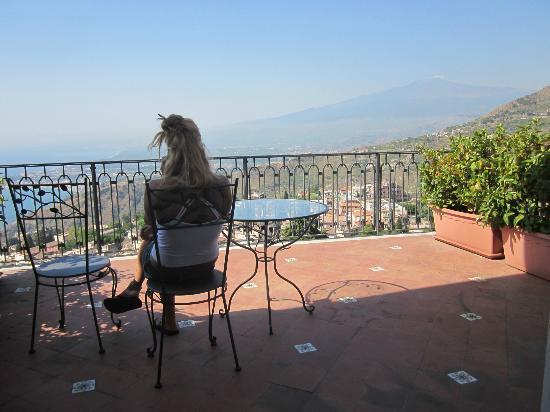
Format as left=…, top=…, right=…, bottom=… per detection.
left=150, top=197, right=224, bottom=267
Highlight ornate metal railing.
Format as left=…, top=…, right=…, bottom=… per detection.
left=0, top=152, right=432, bottom=264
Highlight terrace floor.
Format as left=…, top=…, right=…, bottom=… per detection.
left=0, top=233, right=549, bottom=411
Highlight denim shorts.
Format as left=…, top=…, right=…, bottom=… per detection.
left=142, top=241, right=216, bottom=284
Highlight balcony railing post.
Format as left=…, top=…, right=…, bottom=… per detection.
left=0, top=169, right=7, bottom=262
left=0, top=151, right=424, bottom=263
left=242, top=157, right=251, bottom=245
left=374, top=153, right=381, bottom=235
left=90, top=163, right=102, bottom=255
left=242, top=157, right=249, bottom=200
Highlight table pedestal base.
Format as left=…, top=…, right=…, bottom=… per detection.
left=220, top=221, right=315, bottom=335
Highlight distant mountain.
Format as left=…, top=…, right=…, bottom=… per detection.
left=367, top=85, right=550, bottom=150
left=202, top=78, right=528, bottom=153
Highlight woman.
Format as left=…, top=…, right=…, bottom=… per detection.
left=104, top=114, right=231, bottom=335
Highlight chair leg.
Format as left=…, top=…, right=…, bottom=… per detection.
left=208, top=291, right=217, bottom=346
left=145, top=291, right=157, bottom=357
left=86, top=274, right=105, bottom=354
left=110, top=268, right=122, bottom=329
left=155, top=297, right=166, bottom=389
left=54, top=278, right=65, bottom=329
left=29, top=283, right=39, bottom=354
left=221, top=292, right=241, bottom=372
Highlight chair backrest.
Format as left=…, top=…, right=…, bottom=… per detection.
left=7, top=179, right=90, bottom=274
left=145, top=178, right=239, bottom=280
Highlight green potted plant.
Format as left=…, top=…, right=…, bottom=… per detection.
left=420, top=128, right=504, bottom=259
left=479, top=121, right=550, bottom=279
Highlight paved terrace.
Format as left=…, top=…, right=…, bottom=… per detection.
left=0, top=233, right=549, bottom=411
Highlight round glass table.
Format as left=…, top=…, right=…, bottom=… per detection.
left=221, top=199, right=329, bottom=334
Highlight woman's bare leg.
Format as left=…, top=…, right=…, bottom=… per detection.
left=114, top=239, right=149, bottom=297
left=106, top=238, right=177, bottom=329
left=163, top=295, right=178, bottom=331
left=133, top=240, right=149, bottom=284
left=138, top=240, right=177, bottom=330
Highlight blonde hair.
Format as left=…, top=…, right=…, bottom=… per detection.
left=149, top=114, right=217, bottom=186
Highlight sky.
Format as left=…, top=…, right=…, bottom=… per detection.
left=0, top=0, right=549, bottom=160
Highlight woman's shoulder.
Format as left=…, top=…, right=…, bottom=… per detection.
left=212, top=174, right=230, bottom=185
left=149, top=176, right=180, bottom=190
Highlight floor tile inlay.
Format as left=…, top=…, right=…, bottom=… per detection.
left=448, top=371, right=478, bottom=384
left=178, top=320, right=197, bottom=328
left=1, top=234, right=548, bottom=410
left=72, top=379, right=96, bottom=394
left=14, top=287, right=31, bottom=293
left=369, top=266, right=384, bottom=272
left=285, top=258, right=297, bottom=263
left=294, top=343, right=317, bottom=354
left=389, top=245, right=402, bottom=250
left=86, top=301, right=103, bottom=308
left=460, top=312, right=482, bottom=321
left=468, top=276, right=487, bottom=283
left=338, top=296, right=357, bottom=303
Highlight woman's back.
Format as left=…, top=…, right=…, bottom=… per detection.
left=146, top=175, right=232, bottom=268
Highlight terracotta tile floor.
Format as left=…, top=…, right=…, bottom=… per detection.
left=1, top=233, right=549, bottom=411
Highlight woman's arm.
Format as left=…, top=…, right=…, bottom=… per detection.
left=140, top=183, right=155, bottom=240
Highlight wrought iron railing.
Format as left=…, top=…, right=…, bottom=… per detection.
left=0, top=152, right=432, bottom=264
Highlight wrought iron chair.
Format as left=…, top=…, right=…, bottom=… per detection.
left=7, top=179, right=119, bottom=354
left=144, top=178, right=240, bottom=388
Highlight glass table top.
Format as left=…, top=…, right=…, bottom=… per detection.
left=233, top=199, right=329, bottom=222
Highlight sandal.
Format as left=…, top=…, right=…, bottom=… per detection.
left=103, top=280, right=143, bottom=314
left=155, top=321, right=179, bottom=336
left=103, top=295, right=142, bottom=314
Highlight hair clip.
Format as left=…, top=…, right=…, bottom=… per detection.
left=157, top=114, right=166, bottom=120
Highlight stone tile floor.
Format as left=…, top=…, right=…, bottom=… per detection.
left=0, top=233, right=549, bottom=411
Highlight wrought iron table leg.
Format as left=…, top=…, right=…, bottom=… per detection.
left=272, top=257, right=315, bottom=313
left=262, top=223, right=274, bottom=334
left=272, top=218, right=316, bottom=314
left=219, top=242, right=260, bottom=318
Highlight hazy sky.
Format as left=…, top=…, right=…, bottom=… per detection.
left=1, top=0, right=549, bottom=154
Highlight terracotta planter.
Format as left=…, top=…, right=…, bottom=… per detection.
left=502, top=227, right=550, bottom=280
left=432, top=208, right=504, bottom=259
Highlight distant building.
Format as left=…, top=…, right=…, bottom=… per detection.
left=381, top=181, right=408, bottom=201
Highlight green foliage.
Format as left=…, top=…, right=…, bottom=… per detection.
left=308, top=184, right=320, bottom=200
left=402, top=201, right=430, bottom=219
left=63, top=224, right=84, bottom=250
left=479, top=121, right=550, bottom=233
left=420, top=127, right=500, bottom=214
left=395, top=218, right=403, bottom=230
left=420, top=120, right=550, bottom=233
left=281, top=218, right=321, bottom=239
left=359, top=224, right=376, bottom=236
left=136, top=213, right=145, bottom=229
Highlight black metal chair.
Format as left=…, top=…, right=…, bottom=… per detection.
left=7, top=179, right=119, bottom=354
left=144, top=178, right=240, bottom=388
